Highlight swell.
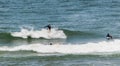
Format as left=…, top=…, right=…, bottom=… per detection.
left=62, top=29, right=102, bottom=38
left=0, top=33, right=14, bottom=39
left=63, top=29, right=92, bottom=36
left=0, top=29, right=101, bottom=40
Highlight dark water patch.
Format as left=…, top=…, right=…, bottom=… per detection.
left=0, top=50, right=36, bottom=54
left=63, top=29, right=106, bottom=43
left=0, top=50, right=37, bottom=58
left=0, top=33, right=14, bottom=39
left=0, top=54, right=101, bottom=61
left=1, top=54, right=118, bottom=61
left=63, top=29, right=102, bottom=38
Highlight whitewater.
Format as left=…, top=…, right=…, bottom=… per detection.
left=11, top=27, right=67, bottom=39
left=0, top=39, right=120, bottom=55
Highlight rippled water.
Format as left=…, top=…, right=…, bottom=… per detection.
left=0, top=0, right=120, bottom=66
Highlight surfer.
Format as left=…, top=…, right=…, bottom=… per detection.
left=45, top=24, right=51, bottom=31
left=50, top=43, right=52, bottom=45
left=106, top=33, right=112, bottom=40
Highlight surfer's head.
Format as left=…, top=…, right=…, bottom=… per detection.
left=50, top=43, right=52, bottom=45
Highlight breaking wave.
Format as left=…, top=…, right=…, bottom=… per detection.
left=0, top=39, right=120, bottom=55
left=11, top=28, right=67, bottom=39
left=0, top=28, right=101, bottom=40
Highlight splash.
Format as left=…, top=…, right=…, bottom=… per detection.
left=0, top=39, right=120, bottom=55
left=11, top=27, right=67, bottom=39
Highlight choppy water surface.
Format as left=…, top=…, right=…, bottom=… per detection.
left=0, top=0, right=120, bottom=66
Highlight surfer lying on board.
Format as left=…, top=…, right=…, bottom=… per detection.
left=44, top=24, right=51, bottom=32
left=106, top=33, right=112, bottom=40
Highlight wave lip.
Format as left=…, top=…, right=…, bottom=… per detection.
left=11, top=28, right=67, bottom=39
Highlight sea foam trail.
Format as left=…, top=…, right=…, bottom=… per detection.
left=0, top=39, right=120, bottom=54
left=11, top=28, right=67, bottom=39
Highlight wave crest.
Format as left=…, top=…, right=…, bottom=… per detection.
left=0, top=39, right=120, bottom=55
left=11, top=28, right=67, bottom=39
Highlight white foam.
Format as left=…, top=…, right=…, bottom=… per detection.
left=1, top=39, right=120, bottom=55
left=11, top=28, right=67, bottom=39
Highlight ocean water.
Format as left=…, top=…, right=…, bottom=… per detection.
left=0, top=0, right=120, bottom=66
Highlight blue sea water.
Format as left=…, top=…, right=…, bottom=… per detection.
left=0, top=0, right=120, bottom=66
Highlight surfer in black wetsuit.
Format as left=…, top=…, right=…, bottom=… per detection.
left=45, top=24, right=51, bottom=31
left=106, top=33, right=112, bottom=40
left=50, top=43, right=52, bottom=45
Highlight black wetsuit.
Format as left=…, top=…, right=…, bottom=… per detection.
left=45, top=25, right=51, bottom=30
left=106, top=33, right=112, bottom=40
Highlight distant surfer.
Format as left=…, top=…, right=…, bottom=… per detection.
left=106, top=33, right=112, bottom=40
left=50, top=43, right=52, bottom=45
left=44, top=24, right=51, bottom=32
